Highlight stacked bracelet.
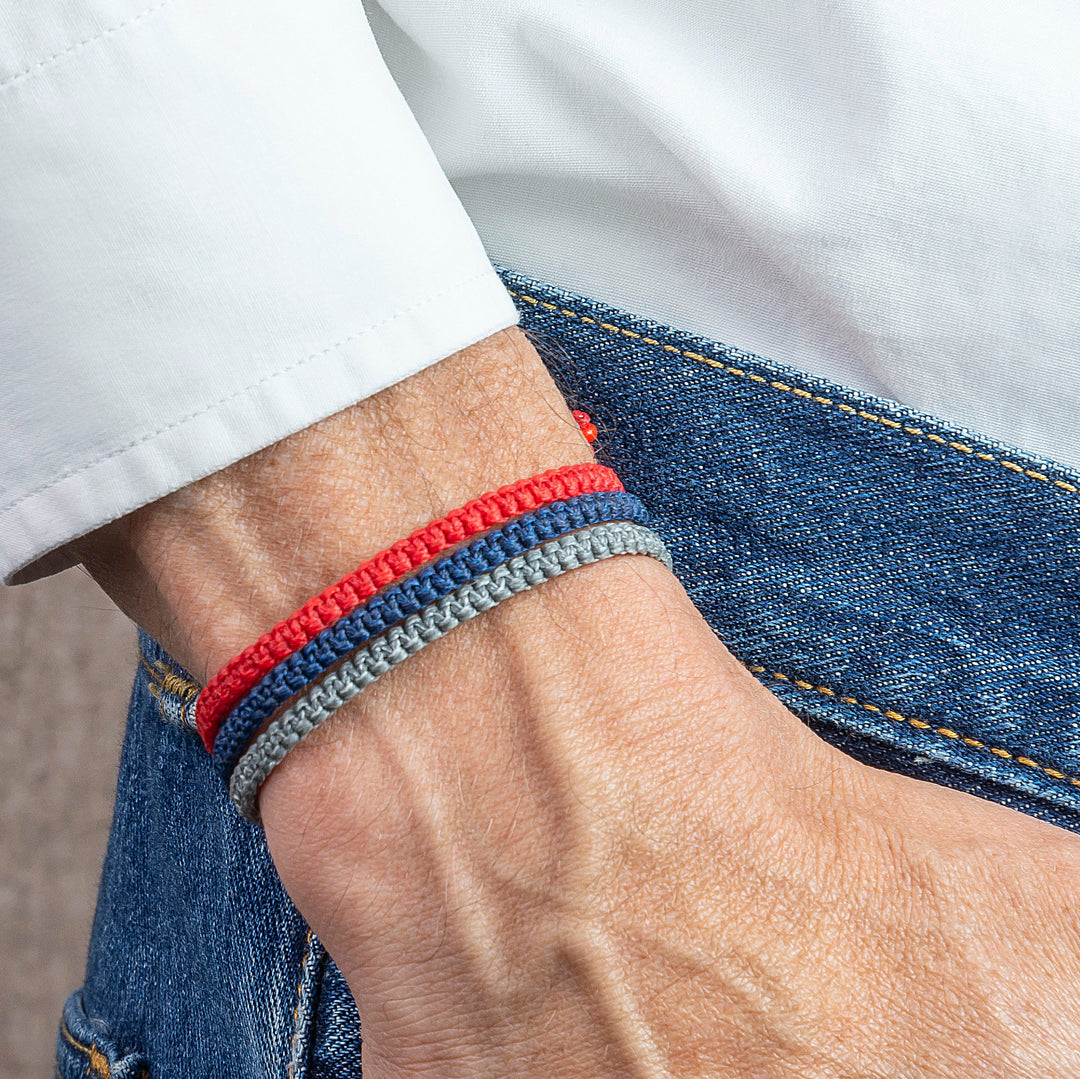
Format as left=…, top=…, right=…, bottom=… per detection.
left=229, top=520, right=671, bottom=822
left=211, top=490, right=648, bottom=777
left=196, top=462, right=624, bottom=749
left=192, top=463, right=671, bottom=823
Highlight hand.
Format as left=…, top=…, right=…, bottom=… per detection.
left=79, top=327, right=1080, bottom=1077
left=260, top=555, right=1080, bottom=1078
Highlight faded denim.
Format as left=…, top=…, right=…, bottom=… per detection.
left=57, top=265, right=1080, bottom=1077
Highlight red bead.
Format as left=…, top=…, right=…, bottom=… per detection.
left=581, top=422, right=598, bottom=443
left=571, top=409, right=590, bottom=425
left=195, top=462, right=625, bottom=748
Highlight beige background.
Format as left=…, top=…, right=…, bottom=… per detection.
left=1, top=567, right=135, bottom=1079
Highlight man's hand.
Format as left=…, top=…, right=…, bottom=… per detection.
left=79, top=327, right=1080, bottom=1076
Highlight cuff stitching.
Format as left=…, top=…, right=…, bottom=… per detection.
left=0, top=0, right=177, bottom=93
left=1, top=270, right=500, bottom=518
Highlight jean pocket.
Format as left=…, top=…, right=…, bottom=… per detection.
left=502, top=263, right=1080, bottom=834
left=55, top=990, right=148, bottom=1079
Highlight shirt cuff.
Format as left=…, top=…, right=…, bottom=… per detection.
left=0, top=0, right=519, bottom=583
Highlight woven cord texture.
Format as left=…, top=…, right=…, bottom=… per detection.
left=211, top=491, right=648, bottom=776
left=196, top=462, right=623, bottom=747
left=229, top=521, right=671, bottom=822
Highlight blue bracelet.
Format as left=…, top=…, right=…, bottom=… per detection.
left=212, top=490, right=648, bottom=776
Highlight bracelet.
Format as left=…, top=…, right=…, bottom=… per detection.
left=212, top=491, right=647, bottom=774
left=229, top=521, right=671, bottom=822
left=195, top=462, right=623, bottom=748
left=211, top=491, right=649, bottom=776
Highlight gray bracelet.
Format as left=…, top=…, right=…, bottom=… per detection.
left=229, top=520, right=671, bottom=821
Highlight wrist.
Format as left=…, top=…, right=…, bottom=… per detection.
left=77, top=326, right=592, bottom=681
left=254, top=547, right=848, bottom=1077
left=74, top=318, right=905, bottom=1075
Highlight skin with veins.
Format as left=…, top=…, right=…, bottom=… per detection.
left=78, top=327, right=1080, bottom=1078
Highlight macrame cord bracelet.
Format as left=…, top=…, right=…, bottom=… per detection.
left=229, top=520, right=671, bottom=822
left=211, top=490, right=649, bottom=776
left=196, top=462, right=623, bottom=748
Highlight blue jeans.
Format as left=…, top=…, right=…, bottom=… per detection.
left=56, top=265, right=1080, bottom=1078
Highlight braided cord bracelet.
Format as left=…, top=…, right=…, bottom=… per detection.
left=229, top=521, right=671, bottom=822
left=211, top=491, right=649, bottom=776
left=196, top=462, right=623, bottom=747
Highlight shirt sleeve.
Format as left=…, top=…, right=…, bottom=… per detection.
left=0, top=0, right=520, bottom=584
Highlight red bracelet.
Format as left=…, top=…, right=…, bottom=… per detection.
left=572, top=409, right=599, bottom=443
left=195, top=462, right=623, bottom=748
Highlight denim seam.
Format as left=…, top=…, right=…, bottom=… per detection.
left=751, top=664, right=1080, bottom=790
left=287, top=928, right=322, bottom=1079
left=58, top=1019, right=146, bottom=1079
left=60, top=1021, right=110, bottom=1078
left=509, top=290, right=1080, bottom=499
left=140, top=656, right=200, bottom=733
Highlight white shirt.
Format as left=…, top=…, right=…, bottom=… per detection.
left=3, top=0, right=1079, bottom=583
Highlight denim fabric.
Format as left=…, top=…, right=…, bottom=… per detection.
left=59, top=265, right=1080, bottom=1077
left=500, top=265, right=1080, bottom=829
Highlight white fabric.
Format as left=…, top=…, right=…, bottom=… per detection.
left=367, top=0, right=1080, bottom=468
left=4, top=0, right=1080, bottom=583
left=0, top=0, right=519, bottom=582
